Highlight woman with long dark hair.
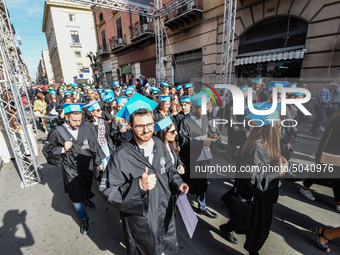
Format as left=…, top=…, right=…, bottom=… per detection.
left=154, top=95, right=171, bottom=122
left=46, top=91, right=61, bottom=115
left=110, top=96, right=132, bottom=148
left=220, top=111, right=287, bottom=255
left=155, top=116, right=185, bottom=175
left=170, top=94, right=181, bottom=116
left=102, top=94, right=117, bottom=121
left=83, top=101, right=114, bottom=173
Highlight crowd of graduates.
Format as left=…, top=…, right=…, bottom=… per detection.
left=36, top=78, right=340, bottom=255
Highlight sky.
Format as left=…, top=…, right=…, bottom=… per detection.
left=7, top=0, right=47, bottom=82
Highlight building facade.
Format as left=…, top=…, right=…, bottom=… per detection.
left=36, top=50, right=54, bottom=85
left=92, top=6, right=156, bottom=86
left=42, top=0, right=97, bottom=84
left=162, top=0, right=340, bottom=95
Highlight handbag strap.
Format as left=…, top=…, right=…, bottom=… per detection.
left=56, top=125, right=71, bottom=141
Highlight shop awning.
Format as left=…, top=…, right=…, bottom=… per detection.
left=234, top=47, right=307, bottom=66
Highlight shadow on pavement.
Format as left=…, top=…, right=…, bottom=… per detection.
left=0, top=210, right=34, bottom=255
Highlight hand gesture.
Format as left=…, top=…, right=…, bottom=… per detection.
left=177, top=165, right=185, bottom=174
left=140, top=167, right=157, bottom=190
left=64, top=138, right=73, bottom=152
left=203, top=138, right=213, bottom=146
left=178, top=183, right=189, bottom=194
left=278, top=156, right=288, bottom=176
left=97, top=164, right=103, bottom=172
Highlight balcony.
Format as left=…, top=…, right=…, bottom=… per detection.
left=70, top=42, right=82, bottom=48
left=109, top=36, right=126, bottom=53
left=164, top=0, right=203, bottom=31
left=97, top=45, right=110, bottom=57
left=130, top=21, right=155, bottom=42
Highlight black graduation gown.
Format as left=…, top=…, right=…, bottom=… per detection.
left=102, top=137, right=183, bottom=255
left=178, top=114, right=210, bottom=194
left=110, top=117, right=133, bottom=147
left=173, top=111, right=186, bottom=132
left=46, top=101, right=61, bottom=115
left=42, top=124, right=105, bottom=202
left=153, top=110, right=171, bottom=123
left=83, top=119, right=115, bottom=155
left=168, top=143, right=184, bottom=169
left=57, top=94, right=64, bottom=102
left=113, top=91, right=124, bottom=98
left=234, top=144, right=280, bottom=252
left=102, top=111, right=114, bottom=121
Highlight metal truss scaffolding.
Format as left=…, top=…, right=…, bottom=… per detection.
left=73, top=0, right=236, bottom=86
left=220, top=0, right=237, bottom=85
left=0, top=0, right=40, bottom=187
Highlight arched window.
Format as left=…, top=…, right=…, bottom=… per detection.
left=239, top=17, right=308, bottom=54
left=99, top=13, right=104, bottom=22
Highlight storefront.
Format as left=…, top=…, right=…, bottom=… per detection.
left=173, top=49, right=203, bottom=85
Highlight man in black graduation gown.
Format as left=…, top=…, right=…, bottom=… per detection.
left=102, top=93, right=188, bottom=255
left=42, top=103, right=105, bottom=234
left=178, top=92, right=218, bottom=218
left=173, top=96, right=191, bottom=133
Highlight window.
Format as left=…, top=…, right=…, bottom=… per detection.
left=116, top=17, right=122, bottom=39
left=77, top=63, right=83, bottom=72
left=75, top=51, right=81, bottom=58
left=99, top=13, right=103, bottom=22
left=69, top=14, right=75, bottom=21
left=71, top=31, right=80, bottom=43
left=101, top=30, right=107, bottom=52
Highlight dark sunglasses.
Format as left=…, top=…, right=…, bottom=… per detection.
left=167, top=130, right=176, bottom=135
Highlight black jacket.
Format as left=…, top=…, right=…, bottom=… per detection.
left=102, top=136, right=183, bottom=255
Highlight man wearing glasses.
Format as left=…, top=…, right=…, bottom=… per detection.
left=113, top=81, right=124, bottom=98
left=102, top=93, right=188, bottom=255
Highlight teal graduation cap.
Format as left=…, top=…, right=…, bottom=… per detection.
left=115, top=93, right=158, bottom=123
left=125, top=88, right=134, bottom=95
left=116, top=96, right=129, bottom=104
left=180, top=96, right=191, bottom=103
left=150, top=87, right=160, bottom=94
left=239, top=85, right=248, bottom=91
left=220, top=88, right=228, bottom=91
left=103, top=93, right=114, bottom=102
left=264, top=81, right=289, bottom=92
left=82, top=101, right=101, bottom=112
left=161, top=82, right=169, bottom=87
left=191, top=91, right=208, bottom=106
left=252, top=78, right=263, bottom=83
left=286, top=84, right=303, bottom=96
left=176, top=85, right=182, bottom=91
left=64, top=91, right=71, bottom=96
left=105, top=89, right=113, bottom=94
left=158, top=95, right=170, bottom=101
left=184, top=83, right=192, bottom=89
left=61, top=103, right=85, bottom=114
left=49, top=90, right=57, bottom=95
left=72, top=91, right=78, bottom=95
left=112, top=81, right=120, bottom=86
left=245, top=103, right=281, bottom=126
left=155, top=116, right=173, bottom=133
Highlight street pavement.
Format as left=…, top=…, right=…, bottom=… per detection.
left=0, top=124, right=339, bottom=255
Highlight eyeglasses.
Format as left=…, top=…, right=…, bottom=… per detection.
left=134, top=122, right=154, bottom=131
left=167, top=129, right=177, bottom=135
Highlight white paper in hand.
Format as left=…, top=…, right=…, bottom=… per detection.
left=176, top=192, right=198, bottom=239
left=50, top=106, right=58, bottom=115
